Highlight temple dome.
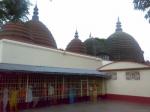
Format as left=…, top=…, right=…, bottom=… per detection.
left=25, top=5, right=57, bottom=48
left=106, top=18, right=144, bottom=62
left=66, top=30, right=86, bottom=54
left=25, top=20, right=57, bottom=48
left=0, top=5, right=57, bottom=48
left=0, top=21, right=33, bottom=44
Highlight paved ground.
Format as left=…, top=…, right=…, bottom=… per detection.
left=21, top=100, right=150, bottom=112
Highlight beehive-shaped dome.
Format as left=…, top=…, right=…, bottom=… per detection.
left=25, top=20, right=57, bottom=48
left=25, top=5, right=57, bottom=48
left=0, top=5, right=57, bottom=48
left=0, top=21, right=33, bottom=44
left=66, top=30, right=86, bottom=54
left=106, top=18, right=144, bottom=62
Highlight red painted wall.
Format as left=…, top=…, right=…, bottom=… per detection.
left=106, top=94, right=150, bottom=104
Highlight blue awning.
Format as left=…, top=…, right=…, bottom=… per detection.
left=0, top=63, right=109, bottom=78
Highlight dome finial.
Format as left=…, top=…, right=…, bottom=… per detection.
left=115, top=17, right=122, bottom=32
left=32, top=2, right=39, bottom=21
left=74, top=29, right=79, bottom=39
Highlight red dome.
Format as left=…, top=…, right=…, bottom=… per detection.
left=0, top=21, right=33, bottom=44
left=66, top=31, right=86, bottom=54
left=0, top=5, right=57, bottom=48
left=25, top=20, right=57, bottom=48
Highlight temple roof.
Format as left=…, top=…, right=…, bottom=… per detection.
left=66, top=30, right=86, bottom=54
left=0, top=21, right=33, bottom=44
left=25, top=5, right=57, bottom=48
left=106, top=19, right=144, bottom=62
left=0, top=5, right=57, bottom=48
left=0, top=63, right=109, bottom=78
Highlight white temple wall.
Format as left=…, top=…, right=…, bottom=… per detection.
left=0, top=39, right=102, bottom=70
left=106, top=70, right=150, bottom=97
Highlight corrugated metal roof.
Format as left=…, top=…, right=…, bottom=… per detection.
left=0, top=63, right=109, bottom=78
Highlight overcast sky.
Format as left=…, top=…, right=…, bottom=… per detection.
left=29, top=0, right=150, bottom=61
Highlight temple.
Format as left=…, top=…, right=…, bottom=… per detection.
left=0, top=5, right=150, bottom=111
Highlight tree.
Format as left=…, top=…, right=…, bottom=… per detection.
left=0, top=0, right=31, bottom=25
left=133, top=0, right=150, bottom=22
left=84, top=38, right=108, bottom=56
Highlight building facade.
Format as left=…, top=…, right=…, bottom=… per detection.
left=0, top=5, right=149, bottom=112
left=0, top=39, right=109, bottom=111
left=99, top=61, right=150, bottom=104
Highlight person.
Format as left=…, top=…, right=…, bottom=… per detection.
left=69, top=86, right=76, bottom=104
left=48, top=84, right=54, bottom=97
left=42, top=83, right=48, bottom=100
left=60, top=84, right=66, bottom=99
left=92, top=84, right=98, bottom=103
left=9, top=87, right=18, bottom=112
left=19, top=86, right=26, bottom=102
left=26, top=85, right=33, bottom=109
left=3, top=88, right=8, bottom=112
left=48, top=84, right=54, bottom=104
left=31, top=84, right=39, bottom=108
left=89, top=86, right=93, bottom=102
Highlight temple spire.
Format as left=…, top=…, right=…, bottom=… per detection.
left=32, top=3, right=39, bottom=21
left=115, top=17, right=122, bottom=32
left=74, top=29, right=79, bottom=39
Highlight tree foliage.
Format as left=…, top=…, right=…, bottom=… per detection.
left=0, top=0, right=31, bottom=25
left=84, top=38, right=108, bottom=56
left=133, top=0, right=150, bottom=22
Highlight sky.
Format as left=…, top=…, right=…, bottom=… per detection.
left=29, top=0, right=150, bottom=61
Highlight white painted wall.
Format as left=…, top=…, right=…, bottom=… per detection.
left=107, top=70, right=150, bottom=97
left=0, top=39, right=102, bottom=70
